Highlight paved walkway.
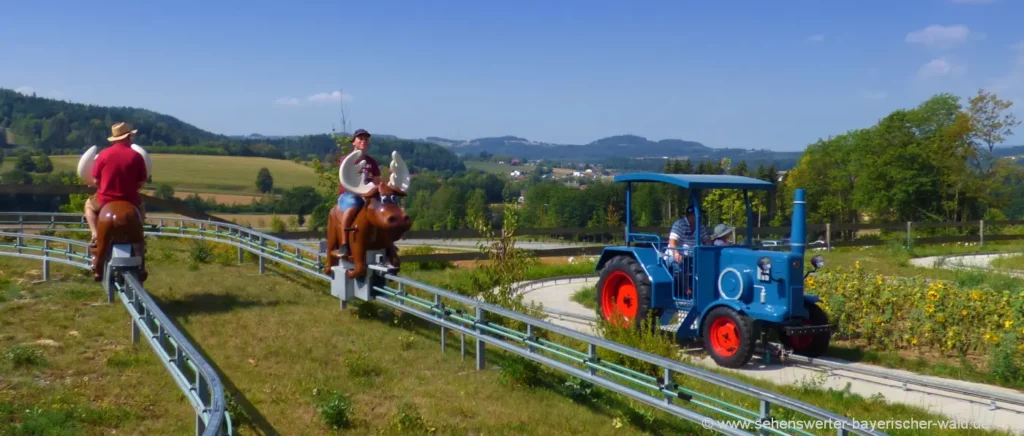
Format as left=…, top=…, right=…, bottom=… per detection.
left=521, top=276, right=1024, bottom=434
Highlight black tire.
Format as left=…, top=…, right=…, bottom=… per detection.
left=781, top=302, right=831, bottom=357
left=596, top=255, right=652, bottom=330
left=702, top=306, right=757, bottom=368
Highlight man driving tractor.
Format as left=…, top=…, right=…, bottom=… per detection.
left=84, top=122, right=149, bottom=250
left=335, top=129, right=381, bottom=257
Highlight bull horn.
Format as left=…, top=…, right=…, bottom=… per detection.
left=338, top=149, right=374, bottom=195
left=389, top=151, right=410, bottom=192
left=131, top=143, right=153, bottom=178
left=77, top=145, right=99, bottom=185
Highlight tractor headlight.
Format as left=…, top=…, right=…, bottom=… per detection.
left=757, top=257, right=771, bottom=271
left=811, top=255, right=825, bottom=270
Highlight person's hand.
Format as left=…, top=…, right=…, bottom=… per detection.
left=673, top=250, right=683, bottom=263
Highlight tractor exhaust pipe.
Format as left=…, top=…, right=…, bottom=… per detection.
left=791, top=188, right=805, bottom=257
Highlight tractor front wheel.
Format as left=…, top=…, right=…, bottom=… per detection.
left=702, top=307, right=757, bottom=368
left=596, top=255, right=652, bottom=329
left=781, top=303, right=831, bottom=357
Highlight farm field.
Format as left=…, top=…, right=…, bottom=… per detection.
left=1, top=239, right=1007, bottom=435
left=0, top=154, right=319, bottom=194
left=465, top=160, right=533, bottom=175
left=142, top=189, right=267, bottom=205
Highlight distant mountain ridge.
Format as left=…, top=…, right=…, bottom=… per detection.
left=421, top=133, right=804, bottom=168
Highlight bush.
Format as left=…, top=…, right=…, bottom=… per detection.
left=497, top=354, right=542, bottom=389
left=810, top=265, right=1024, bottom=358
left=314, top=389, right=353, bottom=429
left=4, top=345, right=45, bottom=368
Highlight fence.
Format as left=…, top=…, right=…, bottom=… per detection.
left=0, top=232, right=231, bottom=435
left=0, top=211, right=885, bottom=436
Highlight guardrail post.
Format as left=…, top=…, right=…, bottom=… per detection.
left=196, top=373, right=209, bottom=435
left=588, top=344, right=597, bottom=376
left=238, top=246, right=244, bottom=264
left=258, top=236, right=265, bottom=274
left=475, top=306, right=485, bottom=370
left=980, top=219, right=985, bottom=247
left=526, top=325, right=534, bottom=353
left=42, top=240, right=50, bottom=281
left=435, top=294, right=446, bottom=353
left=758, top=400, right=771, bottom=435
left=663, top=368, right=673, bottom=405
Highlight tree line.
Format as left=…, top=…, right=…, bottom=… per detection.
left=784, top=89, right=1021, bottom=226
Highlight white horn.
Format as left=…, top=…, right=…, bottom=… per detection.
left=131, top=143, right=153, bottom=178
left=389, top=151, right=410, bottom=192
left=77, top=145, right=98, bottom=185
left=338, top=149, right=374, bottom=195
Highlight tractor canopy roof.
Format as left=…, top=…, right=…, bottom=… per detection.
left=613, top=173, right=774, bottom=191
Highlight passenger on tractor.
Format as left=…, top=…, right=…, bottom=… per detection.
left=711, top=223, right=734, bottom=246
left=667, top=205, right=710, bottom=299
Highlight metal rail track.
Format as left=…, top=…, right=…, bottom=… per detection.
left=513, top=274, right=1024, bottom=417
left=0, top=232, right=231, bottom=435
left=0, top=212, right=887, bottom=435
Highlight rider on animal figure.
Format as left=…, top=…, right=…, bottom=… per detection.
left=82, top=122, right=150, bottom=281
left=335, top=129, right=380, bottom=258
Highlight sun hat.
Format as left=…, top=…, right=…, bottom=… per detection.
left=713, top=223, right=734, bottom=239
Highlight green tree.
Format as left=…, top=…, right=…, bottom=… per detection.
left=34, top=153, right=53, bottom=173
left=14, top=154, right=35, bottom=173
left=255, top=167, right=274, bottom=193
left=465, top=188, right=488, bottom=228
left=155, top=184, right=176, bottom=200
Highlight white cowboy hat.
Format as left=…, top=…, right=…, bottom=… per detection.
left=713, top=224, right=734, bottom=239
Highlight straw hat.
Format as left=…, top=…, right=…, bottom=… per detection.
left=713, top=223, right=734, bottom=239
left=107, top=122, right=137, bottom=142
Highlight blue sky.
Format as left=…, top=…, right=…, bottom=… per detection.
left=1, top=0, right=1021, bottom=151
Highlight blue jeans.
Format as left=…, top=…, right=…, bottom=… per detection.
left=338, top=192, right=364, bottom=212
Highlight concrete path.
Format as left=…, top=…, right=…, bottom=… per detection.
left=519, top=276, right=599, bottom=335
left=521, top=276, right=1024, bottom=434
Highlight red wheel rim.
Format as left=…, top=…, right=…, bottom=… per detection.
left=601, top=270, right=639, bottom=325
left=709, top=317, right=740, bottom=357
left=786, top=318, right=813, bottom=350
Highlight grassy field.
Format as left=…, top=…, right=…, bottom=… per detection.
left=0, top=154, right=318, bottom=194
left=465, top=160, right=532, bottom=175
left=142, top=189, right=267, bottom=205
left=4, top=239, right=1014, bottom=434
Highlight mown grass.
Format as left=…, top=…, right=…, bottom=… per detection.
left=0, top=239, right=710, bottom=435
left=1, top=154, right=319, bottom=194
left=3, top=237, right=1018, bottom=435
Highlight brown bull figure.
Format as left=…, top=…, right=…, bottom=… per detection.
left=91, top=201, right=148, bottom=283
left=325, top=150, right=413, bottom=279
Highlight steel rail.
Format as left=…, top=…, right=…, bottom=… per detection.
left=0, top=232, right=231, bottom=435
left=2, top=212, right=887, bottom=435
left=521, top=273, right=1024, bottom=416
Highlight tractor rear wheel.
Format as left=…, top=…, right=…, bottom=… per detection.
left=596, top=255, right=652, bottom=329
left=702, top=306, right=757, bottom=368
left=781, top=302, right=831, bottom=357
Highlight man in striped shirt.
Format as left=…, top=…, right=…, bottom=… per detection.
left=667, top=205, right=711, bottom=263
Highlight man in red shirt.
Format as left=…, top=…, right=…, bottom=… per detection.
left=84, top=122, right=149, bottom=247
left=336, top=129, right=380, bottom=256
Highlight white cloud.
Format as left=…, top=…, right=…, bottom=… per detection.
left=917, top=57, right=967, bottom=79
left=14, top=86, right=35, bottom=95
left=275, top=90, right=353, bottom=106
left=808, top=34, right=825, bottom=43
left=988, top=41, right=1024, bottom=98
left=905, top=24, right=972, bottom=49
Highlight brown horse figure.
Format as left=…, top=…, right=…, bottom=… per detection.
left=91, top=200, right=147, bottom=282
left=324, top=150, right=413, bottom=279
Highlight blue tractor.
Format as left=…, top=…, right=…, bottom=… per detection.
left=595, top=173, right=831, bottom=368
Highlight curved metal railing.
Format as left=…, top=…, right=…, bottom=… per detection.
left=0, top=212, right=886, bottom=436
left=0, top=231, right=231, bottom=436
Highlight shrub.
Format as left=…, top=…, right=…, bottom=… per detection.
left=4, top=345, right=45, bottom=368
left=314, top=389, right=353, bottom=429
left=497, top=354, right=542, bottom=389
left=810, top=265, right=1024, bottom=358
